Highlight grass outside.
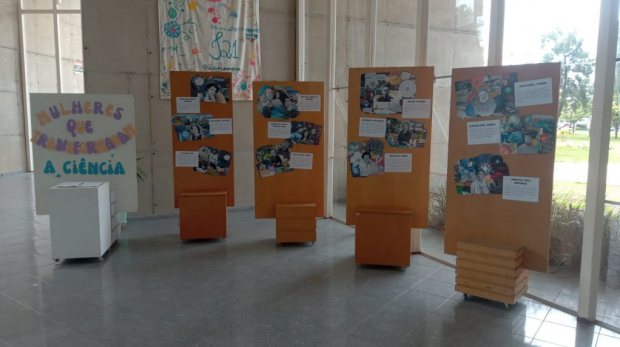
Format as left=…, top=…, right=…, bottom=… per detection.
left=554, top=181, right=620, bottom=202
left=555, top=131, right=620, bottom=163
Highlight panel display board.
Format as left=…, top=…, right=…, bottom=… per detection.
left=30, top=94, right=137, bottom=215
left=170, top=71, right=235, bottom=207
left=252, top=82, right=325, bottom=218
left=346, top=67, right=434, bottom=227
left=445, top=63, right=561, bottom=272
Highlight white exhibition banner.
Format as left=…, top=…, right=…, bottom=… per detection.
left=384, top=153, right=412, bottom=173
left=30, top=94, right=138, bottom=215
left=402, top=99, right=431, bottom=119
left=209, top=118, right=233, bottom=135
left=175, top=151, right=199, bottom=167
left=503, top=176, right=540, bottom=203
left=467, top=119, right=501, bottom=145
left=290, top=152, right=313, bottom=170
left=297, top=95, right=321, bottom=111
left=359, top=118, right=386, bottom=138
left=268, top=122, right=291, bottom=139
left=514, top=78, right=553, bottom=107
left=159, top=0, right=261, bottom=100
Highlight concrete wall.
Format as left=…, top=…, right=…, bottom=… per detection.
left=0, top=0, right=27, bottom=175
left=82, top=0, right=296, bottom=216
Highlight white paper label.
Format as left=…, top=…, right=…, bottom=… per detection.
left=503, top=176, right=540, bottom=203
left=298, top=95, right=321, bottom=111
left=209, top=118, right=233, bottom=135
left=268, top=122, right=291, bottom=139
left=175, top=151, right=199, bottom=167
left=359, top=118, right=387, bottom=138
left=384, top=153, right=412, bottom=173
left=402, top=99, right=431, bottom=119
left=290, top=152, right=313, bottom=169
left=514, top=78, right=553, bottom=107
left=176, top=97, right=200, bottom=113
left=467, top=119, right=501, bottom=145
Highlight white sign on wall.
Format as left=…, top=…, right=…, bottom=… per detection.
left=30, top=94, right=138, bottom=215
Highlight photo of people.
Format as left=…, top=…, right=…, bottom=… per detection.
left=385, top=118, right=427, bottom=149
left=499, top=114, right=556, bottom=155
left=255, top=139, right=294, bottom=178
left=348, top=139, right=385, bottom=178
left=454, top=154, right=510, bottom=195
left=257, top=85, right=300, bottom=120
left=171, top=114, right=214, bottom=141
left=194, top=145, right=232, bottom=176
left=455, top=73, right=519, bottom=119
left=290, top=121, right=322, bottom=145
left=189, top=75, right=230, bottom=103
left=359, top=70, right=417, bottom=115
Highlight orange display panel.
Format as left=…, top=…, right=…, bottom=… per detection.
left=252, top=82, right=325, bottom=219
left=444, top=63, right=561, bottom=272
left=170, top=71, right=235, bottom=207
left=346, top=67, right=434, bottom=227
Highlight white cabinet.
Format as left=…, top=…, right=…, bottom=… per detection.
left=49, top=182, right=113, bottom=262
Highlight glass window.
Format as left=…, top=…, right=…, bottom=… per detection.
left=21, top=0, right=53, bottom=10
left=23, top=14, right=58, bottom=94
left=424, top=0, right=491, bottom=263
left=503, top=0, right=601, bottom=313
left=597, top=46, right=620, bottom=331
left=57, top=0, right=81, bottom=10
left=376, top=0, right=417, bottom=67
left=59, top=14, right=84, bottom=93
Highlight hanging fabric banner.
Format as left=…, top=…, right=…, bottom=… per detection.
left=159, top=0, right=261, bottom=100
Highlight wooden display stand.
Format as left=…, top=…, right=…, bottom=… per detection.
left=455, top=239, right=529, bottom=309
left=355, top=208, right=412, bottom=269
left=179, top=192, right=227, bottom=241
left=275, top=204, right=316, bottom=245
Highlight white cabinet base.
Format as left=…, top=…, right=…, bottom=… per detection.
left=49, top=182, right=113, bottom=262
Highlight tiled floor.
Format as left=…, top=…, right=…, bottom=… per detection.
left=1, top=173, right=619, bottom=346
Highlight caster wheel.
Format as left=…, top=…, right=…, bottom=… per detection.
left=356, top=264, right=363, bottom=268
left=276, top=242, right=282, bottom=247
left=463, top=293, right=468, bottom=300
left=98, top=257, right=104, bottom=262
left=311, top=242, right=315, bottom=245
left=54, top=259, right=60, bottom=265
left=401, top=267, right=408, bottom=271
left=504, top=303, right=512, bottom=310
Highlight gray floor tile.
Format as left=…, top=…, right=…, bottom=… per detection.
left=0, top=173, right=618, bottom=345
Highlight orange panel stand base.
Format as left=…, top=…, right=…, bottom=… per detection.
left=275, top=204, right=317, bottom=246
left=455, top=239, right=529, bottom=310
left=179, top=192, right=227, bottom=241
left=355, top=207, right=412, bottom=269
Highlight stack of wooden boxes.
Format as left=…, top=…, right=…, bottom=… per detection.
left=275, top=203, right=317, bottom=245
left=455, top=239, right=529, bottom=308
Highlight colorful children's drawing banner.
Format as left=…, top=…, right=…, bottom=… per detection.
left=445, top=63, right=561, bottom=273
left=171, top=71, right=235, bottom=207
left=253, top=81, right=325, bottom=219
left=159, top=0, right=261, bottom=100
left=347, top=67, right=434, bottom=228
left=30, top=94, right=138, bottom=215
